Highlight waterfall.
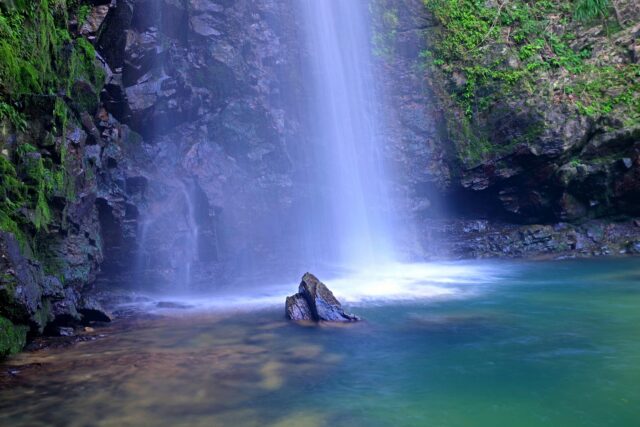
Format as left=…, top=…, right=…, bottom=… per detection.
left=299, top=0, right=396, bottom=267
left=135, top=218, right=151, bottom=286
left=178, top=180, right=199, bottom=288
left=134, top=179, right=201, bottom=289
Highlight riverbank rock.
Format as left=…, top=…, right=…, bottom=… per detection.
left=285, top=273, right=360, bottom=322
left=77, top=296, right=112, bottom=323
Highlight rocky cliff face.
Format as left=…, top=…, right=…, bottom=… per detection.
left=0, top=0, right=146, bottom=353
left=374, top=0, right=640, bottom=257
left=94, top=0, right=305, bottom=287
left=0, top=0, right=305, bottom=354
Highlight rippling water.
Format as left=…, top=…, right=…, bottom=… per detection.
left=1, top=258, right=640, bottom=427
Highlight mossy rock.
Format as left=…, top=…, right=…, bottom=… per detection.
left=0, top=315, right=28, bottom=357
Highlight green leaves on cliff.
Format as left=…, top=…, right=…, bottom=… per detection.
left=573, top=64, right=640, bottom=120
left=0, top=156, right=28, bottom=244
left=0, top=1, right=99, bottom=246
left=0, top=0, right=103, bottom=97
left=424, top=0, right=500, bottom=61
left=574, top=0, right=610, bottom=21
left=0, top=315, right=28, bottom=358
left=0, top=101, right=27, bottom=130
left=423, top=0, right=639, bottom=123
left=0, top=140, right=69, bottom=245
left=0, top=0, right=61, bottom=95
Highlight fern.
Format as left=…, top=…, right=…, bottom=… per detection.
left=574, top=0, right=610, bottom=21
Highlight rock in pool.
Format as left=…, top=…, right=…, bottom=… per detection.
left=285, top=273, right=360, bottom=322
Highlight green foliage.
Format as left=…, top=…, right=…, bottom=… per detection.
left=424, top=0, right=500, bottom=61
left=422, top=0, right=639, bottom=162
left=0, top=315, right=28, bottom=357
left=0, top=0, right=103, bottom=102
left=53, top=97, right=68, bottom=134
left=0, top=101, right=27, bottom=130
left=0, top=155, right=28, bottom=245
left=77, top=4, right=91, bottom=24
left=69, top=37, right=105, bottom=93
left=17, top=144, right=57, bottom=231
left=574, top=0, right=610, bottom=21
left=0, top=1, right=97, bottom=251
left=371, top=0, right=400, bottom=58
left=0, top=137, right=73, bottom=248
left=572, top=64, right=640, bottom=119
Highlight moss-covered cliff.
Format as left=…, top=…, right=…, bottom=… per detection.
left=371, top=0, right=639, bottom=257
left=0, top=0, right=305, bottom=357
left=421, top=0, right=640, bottom=222
left=1, top=0, right=101, bottom=244
left=0, top=0, right=134, bottom=356
left=374, top=0, right=639, bottom=224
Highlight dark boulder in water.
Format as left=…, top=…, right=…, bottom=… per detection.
left=285, top=273, right=360, bottom=322
left=285, top=293, right=314, bottom=321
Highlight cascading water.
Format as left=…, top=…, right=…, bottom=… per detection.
left=177, top=180, right=200, bottom=288
left=299, top=0, right=398, bottom=268
left=131, top=0, right=473, bottom=299
left=134, top=179, right=201, bottom=289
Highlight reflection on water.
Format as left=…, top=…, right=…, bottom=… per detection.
left=1, top=258, right=640, bottom=427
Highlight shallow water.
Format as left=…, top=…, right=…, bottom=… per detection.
left=2, top=258, right=640, bottom=427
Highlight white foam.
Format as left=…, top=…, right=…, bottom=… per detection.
left=137, top=261, right=507, bottom=313
left=323, top=261, right=496, bottom=304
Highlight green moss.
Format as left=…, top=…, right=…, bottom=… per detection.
left=572, top=65, right=640, bottom=118
left=422, top=0, right=638, bottom=124
left=18, top=144, right=59, bottom=231
left=34, top=233, right=64, bottom=277
left=0, top=1, right=103, bottom=97
left=0, top=101, right=27, bottom=130
left=574, top=0, right=610, bottom=21
left=76, top=4, right=91, bottom=24
left=0, top=0, right=104, bottom=108
left=0, top=155, right=29, bottom=246
left=0, top=1, right=96, bottom=251
left=73, top=37, right=105, bottom=92
left=0, top=315, right=28, bottom=357
left=53, top=97, right=68, bottom=134
left=371, top=0, right=400, bottom=58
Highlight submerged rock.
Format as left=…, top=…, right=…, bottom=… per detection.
left=56, top=327, right=76, bottom=337
left=285, top=273, right=360, bottom=322
left=156, top=301, right=194, bottom=310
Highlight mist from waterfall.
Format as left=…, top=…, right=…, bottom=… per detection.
left=129, top=0, right=415, bottom=290
left=299, top=0, right=398, bottom=268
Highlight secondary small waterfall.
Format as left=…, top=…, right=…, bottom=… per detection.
left=178, top=180, right=200, bottom=288
left=134, top=179, right=201, bottom=288
left=299, top=0, right=396, bottom=267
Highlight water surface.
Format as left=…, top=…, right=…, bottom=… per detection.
left=1, top=258, right=639, bottom=427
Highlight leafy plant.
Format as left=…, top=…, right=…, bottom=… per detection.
left=0, top=0, right=97, bottom=249
left=574, top=0, right=610, bottom=21
left=422, top=0, right=638, bottom=164
left=0, top=101, right=27, bottom=130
